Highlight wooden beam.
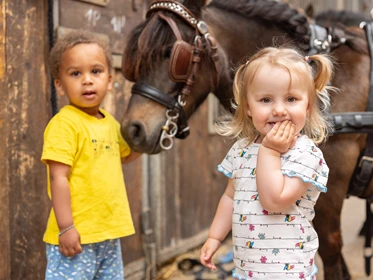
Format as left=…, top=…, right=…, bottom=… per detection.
left=0, top=0, right=10, bottom=277
left=4, top=1, right=50, bottom=278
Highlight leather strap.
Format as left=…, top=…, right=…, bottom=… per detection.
left=147, top=1, right=197, bottom=28
left=132, top=83, right=176, bottom=109
left=333, top=112, right=373, bottom=133
left=131, top=83, right=189, bottom=139
left=158, top=12, right=182, bottom=40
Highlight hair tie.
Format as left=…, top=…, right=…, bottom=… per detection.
left=304, top=56, right=310, bottom=62
left=245, top=60, right=250, bottom=66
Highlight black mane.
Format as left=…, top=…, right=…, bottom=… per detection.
left=208, top=0, right=310, bottom=44
left=315, top=9, right=370, bottom=27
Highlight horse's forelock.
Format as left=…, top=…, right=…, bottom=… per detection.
left=131, top=14, right=179, bottom=79
left=122, top=21, right=148, bottom=81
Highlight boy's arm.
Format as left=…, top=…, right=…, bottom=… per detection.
left=200, top=179, right=234, bottom=269
left=48, top=160, right=82, bottom=257
left=49, top=160, right=74, bottom=229
left=121, top=151, right=142, bottom=164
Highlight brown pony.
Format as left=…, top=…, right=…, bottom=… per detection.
left=121, top=0, right=371, bottom=279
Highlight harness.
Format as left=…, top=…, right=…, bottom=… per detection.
left=132, top=0, right=220, bottom=150
left=349, top=21, right=373, bottom=276
left=309, top=21, right=373, bottom=276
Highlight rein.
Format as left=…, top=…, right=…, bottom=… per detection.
left=132, top=0, right=220, bottom=150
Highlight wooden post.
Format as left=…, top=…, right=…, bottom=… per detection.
left=0, top=1, right=11, bottom=278
left=0, top=0, right=51, bottom=278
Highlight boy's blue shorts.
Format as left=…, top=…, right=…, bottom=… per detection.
left=45, top=238, right=124, bottom=280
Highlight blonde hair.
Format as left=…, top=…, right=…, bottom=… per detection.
left=217, top=46, right=335, bottom=145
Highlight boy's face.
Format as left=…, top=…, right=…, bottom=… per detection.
left=54, top=43, right=112, bottom=117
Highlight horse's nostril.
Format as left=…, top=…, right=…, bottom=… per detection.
left=128, top=122, right=145, bottom=145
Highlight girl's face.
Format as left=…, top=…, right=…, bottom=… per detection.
left=54, top=43, right=112, bottom=118
left=246, top=64, right=310, bottom=143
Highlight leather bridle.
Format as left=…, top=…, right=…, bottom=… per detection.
left=130, top=0, right=220, bottom=150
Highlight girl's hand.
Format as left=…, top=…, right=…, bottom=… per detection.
left=58, top=227, right=82, bottom=257
left=200, top=237, right=221, bottom=270
left=262, top=121, right=296, bottom=153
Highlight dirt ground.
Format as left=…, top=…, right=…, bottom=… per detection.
left=156, top=197, right=373, bottom=280
left=156, top=238, right=235, bottom=280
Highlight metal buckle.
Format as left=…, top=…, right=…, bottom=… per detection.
left=197, top=21, right=208, bottom=35
left=359, top=156, right=373, bottom=168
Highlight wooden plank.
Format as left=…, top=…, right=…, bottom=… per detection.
left=74, top=0, right=109, bottom=7
left=178, top=101, right=229, bottom=238
left=5, top=1, right=50, bottom=279
left=0, top=0, right=10, bottom=278
left=59, top=0, right=146, bottom=54
left=157, top=229, right=209, bottom=264
left=55, top=25, right=110, bottom=43
left=124, top=258, right=146, bottom=279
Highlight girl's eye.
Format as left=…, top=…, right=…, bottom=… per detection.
left=260, top=98, right=271, bottom=103
left=287, top=97, right=297, bottom=102
left=71, top=71, right=80, bottom=77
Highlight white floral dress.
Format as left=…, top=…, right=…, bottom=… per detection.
left=218, top=135, right=329, bottom=280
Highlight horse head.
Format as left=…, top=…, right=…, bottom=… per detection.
left=121, top=0, right=226, bottom=154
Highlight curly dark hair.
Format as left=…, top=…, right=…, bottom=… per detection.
left=50, top=29, right=112, bottom=79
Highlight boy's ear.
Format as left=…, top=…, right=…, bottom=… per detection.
left=54, top=79, right=65, bottom=96
left=107, top=74, right=113, bottom=91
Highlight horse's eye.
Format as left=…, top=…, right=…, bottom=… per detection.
left=164, top=47, right=173, bottom=59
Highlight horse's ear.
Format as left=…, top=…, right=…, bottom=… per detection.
left=305, top=4, right=314, bottom=19
left=181, top=0, right=210, bottom=18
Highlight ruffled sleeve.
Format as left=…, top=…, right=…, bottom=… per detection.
left=281, top=135, right=329, bottom=193
left=218, top=140, right=246, bottom=178
left=218, top=146, right=234, bottom=178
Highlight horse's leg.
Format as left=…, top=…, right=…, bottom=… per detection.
left=314, top=191, right=350, bottom=280
left=315, top=137, right=362, bottom=280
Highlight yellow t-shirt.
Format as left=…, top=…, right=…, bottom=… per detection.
left=41, top=105, right=135, bottom=245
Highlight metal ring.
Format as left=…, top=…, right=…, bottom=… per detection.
left=166, top=110, right=179, bottom=119
left=160, top=130, right=174, bottom=150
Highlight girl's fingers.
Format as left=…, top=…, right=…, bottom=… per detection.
left=288, top=124, right=296, bottom=140
left=277, top=121, right=289, bottom=137
left=270, top=122, right=280, bottom=134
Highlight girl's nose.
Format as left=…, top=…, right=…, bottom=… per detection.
left=272, top=104, right=287, bottom=116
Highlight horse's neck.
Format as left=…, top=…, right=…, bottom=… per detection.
left=202, top=7, right=289, bottom=110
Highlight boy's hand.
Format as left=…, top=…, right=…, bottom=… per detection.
left=58, top=227, right=82, bottom=257
left=262, top=121, right=296, bottom=154
left=200, top=237, right=221, bottom=270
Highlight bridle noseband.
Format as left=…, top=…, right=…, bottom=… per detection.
left=131, top=0, right=219, bottom=150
